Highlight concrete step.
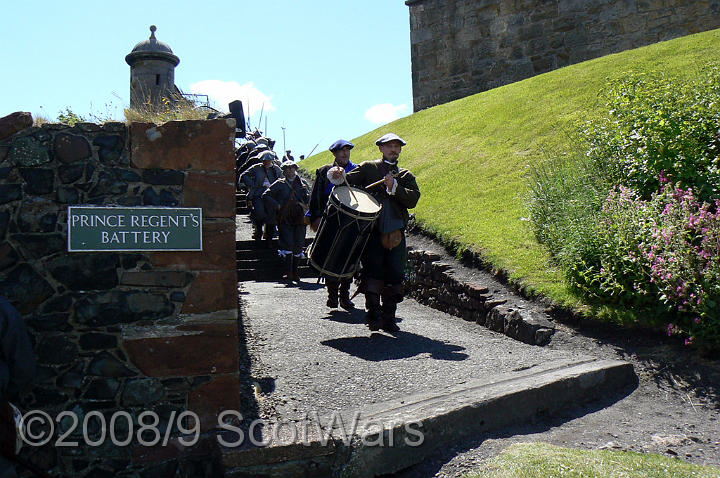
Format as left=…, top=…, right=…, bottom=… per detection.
left=220, top=359, right=636, bottom=477
left=237, top=266, right=318, bottom=282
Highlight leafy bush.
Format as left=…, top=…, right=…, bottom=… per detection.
left=56, top=107, right=86, bottom=126
left=585, top=69, right=720, bottom=204
left=529, top=68, right=720, bottom=349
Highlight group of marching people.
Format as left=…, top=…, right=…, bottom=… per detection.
left=237, top=131, right=310, bottom=282
left=237, top=131, right=420, bottom=334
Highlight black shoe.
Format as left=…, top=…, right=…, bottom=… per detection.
left=366, top=316, right=382, bottom=331
left=326, top=297, right=339, bottom=308
left=381, top=318, right=400, bottom=333
left=339, top=297, right=354, bottom=310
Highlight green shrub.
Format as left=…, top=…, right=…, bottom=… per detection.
left=529, top=68, right=720, bottom=348
left=585, top=68, right=720, bottom=203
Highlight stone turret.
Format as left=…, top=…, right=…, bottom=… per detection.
left=125, top=25, right=180, bottom=110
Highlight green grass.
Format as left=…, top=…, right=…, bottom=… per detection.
left=463, top=442, right=720, bottom=478
left=299, top=28, right=720, bottom=312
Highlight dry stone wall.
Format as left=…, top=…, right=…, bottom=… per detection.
left=0, top=115, right=238, bottom=477
left=407, top=0, right=720, bottom=110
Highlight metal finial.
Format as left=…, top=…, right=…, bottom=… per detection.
left=149, top=25, right=157, bottom=39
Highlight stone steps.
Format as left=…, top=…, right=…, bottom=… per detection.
left=236, top=236, right=318, bottom=282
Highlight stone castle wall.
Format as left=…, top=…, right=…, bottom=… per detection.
left=0, top=115, right=238, bottom=477
left=407, top=0, right=720, bottom=110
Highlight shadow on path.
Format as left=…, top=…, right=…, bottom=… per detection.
left=321, top=330, right=469, bottom=362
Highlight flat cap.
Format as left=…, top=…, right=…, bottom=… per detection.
left=281, top=159, right=298, bottom=169
left=329, top=139, right=355, bottom=152
left=375, top=133, right=407, bottom=146
left=259, top=151, right=276, bottom=161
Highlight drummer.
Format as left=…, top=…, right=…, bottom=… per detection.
left=308, top=139, right=359, bottom=309
left=346, top=133, right=420, bottom=332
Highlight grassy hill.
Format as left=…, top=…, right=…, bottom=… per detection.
left=299, top=28, right=720, bottom=312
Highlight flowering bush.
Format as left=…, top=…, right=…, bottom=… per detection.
left=556, top=183, right=720, bottom=348
left=529, top=69, right=720, bottom=350
left=639, top=186, right=720, bottom=347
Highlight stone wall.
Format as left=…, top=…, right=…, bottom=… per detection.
left=406, top=248, right=554, bottom=346
left=0, top=114, right=238, bottom=477
left=407, top=0, right=720, bottom=110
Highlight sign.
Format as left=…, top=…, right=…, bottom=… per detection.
left=68, top=206, right=202, bottom=252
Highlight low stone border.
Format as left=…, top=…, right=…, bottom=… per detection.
left=405, top=248, right=555, bottom=346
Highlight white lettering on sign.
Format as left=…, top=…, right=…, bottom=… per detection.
left=71, top=214, right=126, bottom=228
left=100, top=230, right=173, bottom=244
left=128, top=214, right=200, bottom=228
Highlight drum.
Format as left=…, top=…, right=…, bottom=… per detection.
left=308, top=186, right=381, bottom=278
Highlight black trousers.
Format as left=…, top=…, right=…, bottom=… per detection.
left=361, top=230, right=406, bottom=285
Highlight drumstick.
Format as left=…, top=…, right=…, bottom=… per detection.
left=343, top=176, right=358, bottom=203
left=366, top=172, right=399, bottom=190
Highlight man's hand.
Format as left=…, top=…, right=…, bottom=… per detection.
left=327, top=166, right=346, bottom=186
left=384, top=172, right=395, bottom=190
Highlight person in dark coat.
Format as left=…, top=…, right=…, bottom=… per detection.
left=263, top=160, right=311, bottom=282
left=308, top=139, right=359, bottom=309
left=239, top=151, right=283, bottom=245
left=346, top=133, right=420, bottom=332
left=0, top=297, right=36, bottom=478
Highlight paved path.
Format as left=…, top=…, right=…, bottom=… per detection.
left=225, top=214, right=635, bottom=477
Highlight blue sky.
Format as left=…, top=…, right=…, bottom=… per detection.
left=1, top=0, right=413, bottom=158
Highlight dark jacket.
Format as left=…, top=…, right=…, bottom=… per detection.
left=262, top=176, right=311, bottom=223
left=0, top=297, right=35, bottom=402
left=239, top=162, right=283, bottom=199
left=346, top=159, right=420, bottom=228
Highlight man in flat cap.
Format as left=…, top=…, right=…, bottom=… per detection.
left=308, top=139, right=359, bottom=309
left=347, top=133, right=420, bottom=332
left=263, top=160, right=311, bottom=283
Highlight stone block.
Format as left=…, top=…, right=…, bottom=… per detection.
left=188, top=375, right=242, bottom=432
left=88, top=351, right=137, bottom=377
left=83, top=378, right=121, bottom=400
left=151, top=220, right=236, bottom=271
left=122, top=378, right=165, bottom=406
left=11, top=233, right=65, bottom=260
left=79, top=332, right=118, bottom=350
left=49, top=254, right=120, bottom=291
left=58, top=163, right=86, bottom=184
left=37, top=335, right=79, bottom=365
left=119, top=270, right=194, bottom=288
left=54, top=133, right=92, bottom=163
left=182, top=270, right=238, bottom=314
left=0, top=263, right=54, bottom=314
left=130, top=120, right=235, bottom=172
left=93, top=134, right=125, bottom=163
left=8, top=136, right=50, bottom=166
left=0, top=242, right=19, bottom=271
left=184, top=171, right=236, bottom=218
left=122, top=322, right=239, bottom=377
left=0, top=111, right=33, bottom=141
left=17, top=197, right=58, bottom=232
left=74, top=291, right=175, bottom=326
